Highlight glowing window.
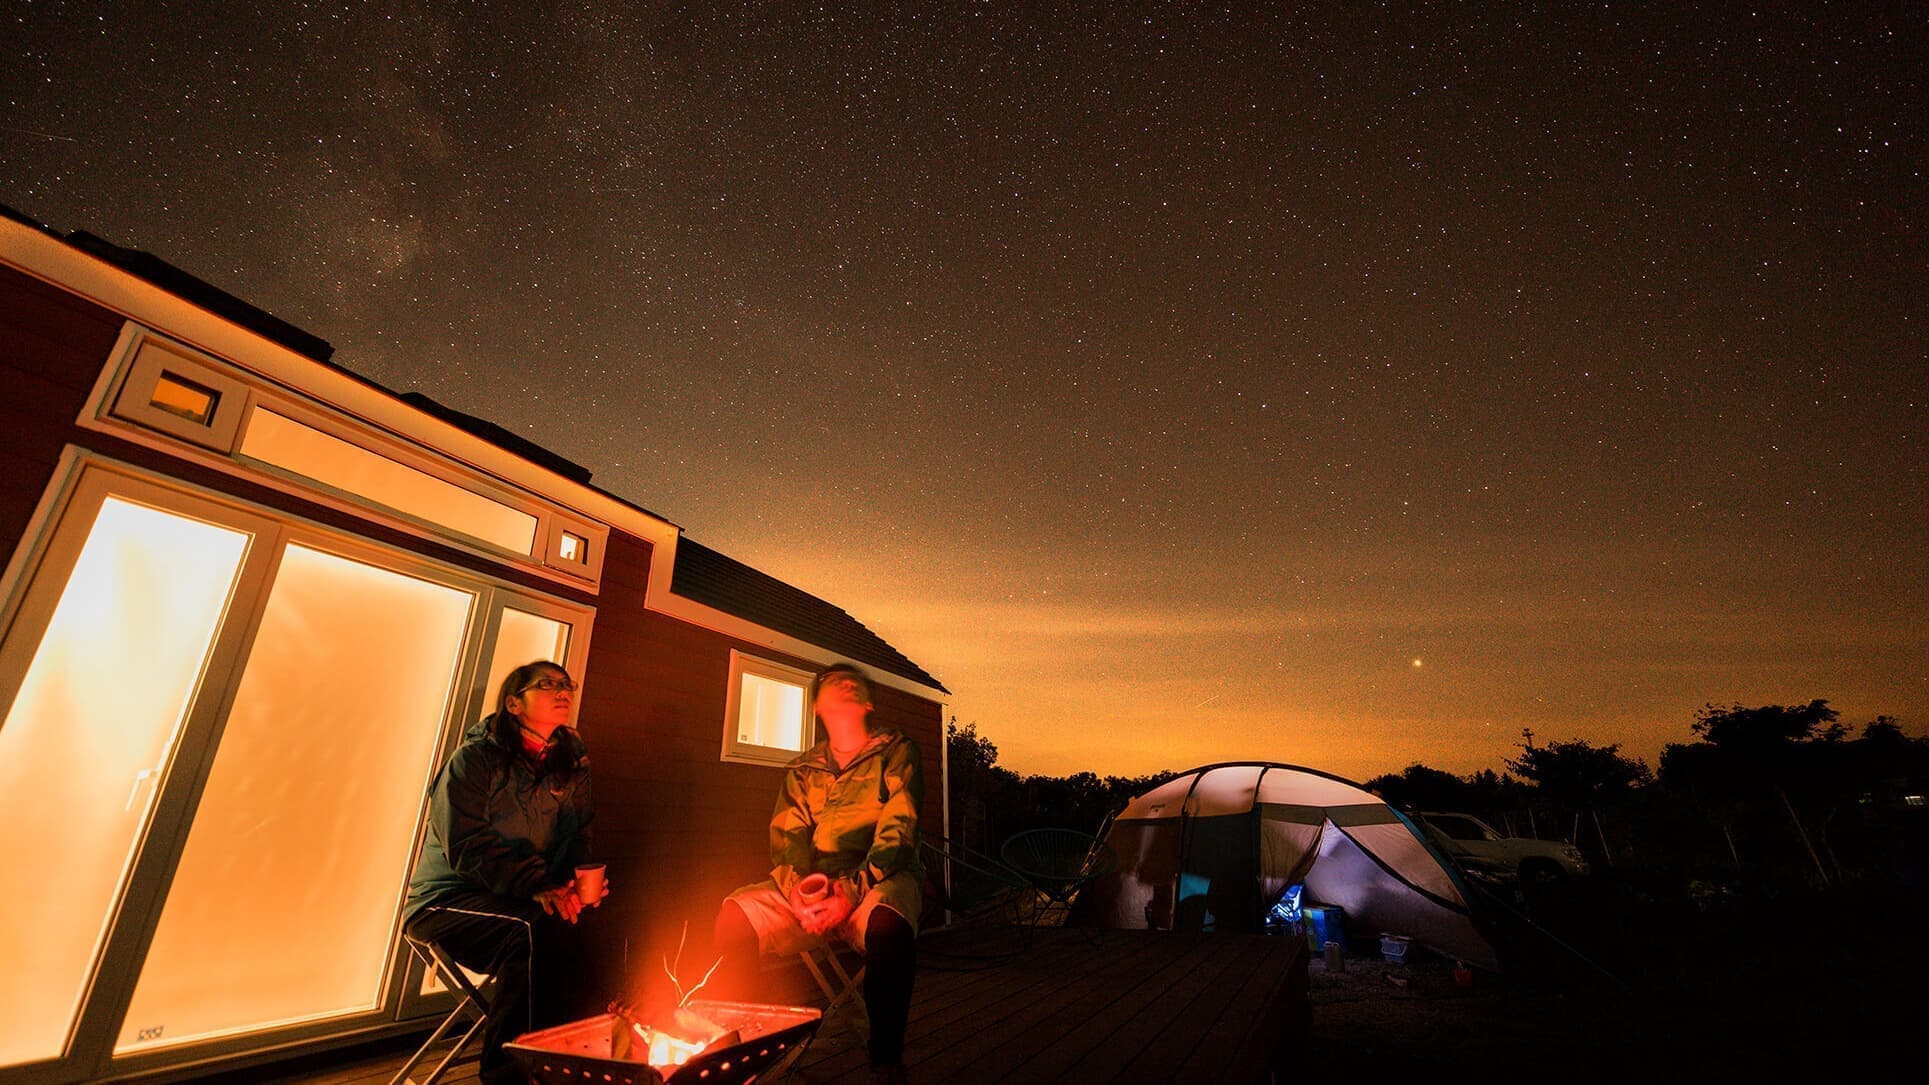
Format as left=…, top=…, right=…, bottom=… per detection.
left=108, top=336, right=249, bottom=452
left=483, top=607, right=573, bottom=719
left=0, top=499, right=250, bottom=1069
left=117, top=545, right=474, bottom=1052
left=149, top=371, right=221, bottom=425
left=239, top=409, right=538, bottom=555
left=541, top=519, right=604, bottom=580
left=722, top=651, right=815, bottom=766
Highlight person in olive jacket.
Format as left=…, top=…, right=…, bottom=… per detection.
left=715, top=661, right=924, bottom=1085
left=405, top=660, right=602, bottom=1085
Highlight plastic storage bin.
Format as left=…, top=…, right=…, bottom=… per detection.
left=1379, top=933, right=1412, bottom=964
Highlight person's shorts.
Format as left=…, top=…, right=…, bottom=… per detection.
left=724, top=872, right=920, bottom=956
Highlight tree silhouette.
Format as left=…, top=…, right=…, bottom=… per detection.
left=1504, top=739, right=1651, bottom=862
left=1669, top=701, right=1844, bottom=883
left=945, top=717, right=1018, bottom=848
left=1506, top=739, right=1652, bottom=805
left=1363, top=763, right=1471, bottom=811
left=1690, top=700, right=1840, bottom=751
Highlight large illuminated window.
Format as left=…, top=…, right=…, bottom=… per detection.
left=239, top=408, right=539, bottom=555
left=116, top=545, right=475, bottom=1052
left=0, top=499, right=250, bottom=1068
left=484, top=607, right=573, bottom=718
left=722, top=651, right=815, bottom=766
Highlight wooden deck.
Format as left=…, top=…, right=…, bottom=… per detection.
left=240, top=925, right=1307, bottom=1084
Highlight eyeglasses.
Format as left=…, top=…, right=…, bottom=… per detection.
left=519, top=676, right=577, bottom=694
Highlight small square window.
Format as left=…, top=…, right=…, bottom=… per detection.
left=541, top=518, right=606, bottom=581
left=107, top=335, right=250, bottom=452
left=149, top=372, right=221, bottom=425
left=722, top=651, right=817, bottom=766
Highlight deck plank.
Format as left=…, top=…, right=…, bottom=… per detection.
left=1009, top=933, right=1255, bottom=1083
left=794, top=932, right=1106, bottom=1080
left=1153, top=937, right=1290, bottom=1082
left=252, top=926, right=1305, bottom=1085
left=1174, top=937, right=1303, bottom=1084
left=923, top=932, right=1176, bottom=1081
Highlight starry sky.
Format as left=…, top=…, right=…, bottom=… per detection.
left=4, top=2, right=1922, bottom=780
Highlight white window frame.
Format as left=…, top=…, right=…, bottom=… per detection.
left=107, top=335, right=253, bottom=452
left=0, top=449, right=602, bottom=1082
left=721, top=650, right=817, bottom=767
left=79, top=324, right=611, bottom=591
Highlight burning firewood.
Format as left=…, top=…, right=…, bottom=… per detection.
left=606, top=922, right=737, bottom=1068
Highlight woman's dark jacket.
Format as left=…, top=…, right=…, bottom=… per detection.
left=405, top=713, right=592, bottom=919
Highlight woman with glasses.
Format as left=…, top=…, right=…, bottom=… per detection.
left=404, top=661, right=601, bottom=1085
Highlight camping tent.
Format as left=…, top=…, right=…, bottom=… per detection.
left=1073, top=762, right=1499, bottom=969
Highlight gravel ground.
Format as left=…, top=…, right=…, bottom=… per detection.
left=1292, top=941, right=1922, bottom=1083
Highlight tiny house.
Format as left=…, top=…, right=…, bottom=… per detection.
left=0, top=208, right=948, bottom=1083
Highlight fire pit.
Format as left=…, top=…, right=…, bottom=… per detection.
left=504, top=1000, right=821, bottom=1085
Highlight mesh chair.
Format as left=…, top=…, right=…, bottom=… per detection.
left=919, top=834, right=1031, bottom=928
left=998, top=828, right=1118, bottom=944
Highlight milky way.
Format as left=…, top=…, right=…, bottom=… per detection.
left=4, top=3, right=1920, bottom=778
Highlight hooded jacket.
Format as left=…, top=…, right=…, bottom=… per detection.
left=405, top=713, right=593, bottom=919
left=769, top=727, right=925, bottom=924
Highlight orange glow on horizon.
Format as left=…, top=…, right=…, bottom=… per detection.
left=712, top=531, right=1926, bottom=784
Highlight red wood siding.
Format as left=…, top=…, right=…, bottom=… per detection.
left=576, top=526, right=946, bottom=995
left=0, top=264, right=123, bottom=557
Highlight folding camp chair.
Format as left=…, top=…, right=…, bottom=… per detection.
left=390, top=905, right=532, bottom=1085
left=390, top=934, right=493, bottom=1085
left=797, top=941, right=866, bottom=1036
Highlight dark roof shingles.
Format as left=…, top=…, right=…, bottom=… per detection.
left=670, top=538, right=946, bottom=693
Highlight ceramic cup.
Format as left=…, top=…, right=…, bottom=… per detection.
left=796, top=872, right=832, bottom=904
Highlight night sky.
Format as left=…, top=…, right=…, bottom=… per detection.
left=4, top=3, right=1921, bottom=780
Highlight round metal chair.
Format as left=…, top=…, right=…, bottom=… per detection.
left=997, top=828, right=1118, bottom=943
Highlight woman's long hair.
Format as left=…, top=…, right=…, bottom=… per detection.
left=490, top=661, right=584, bottom=781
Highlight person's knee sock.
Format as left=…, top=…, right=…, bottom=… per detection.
left=862, top=908, right=916, bottom=1065
left=710, top=902, right=762, bottom=1000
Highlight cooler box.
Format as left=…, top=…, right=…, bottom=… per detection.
left=1303, top=904, right=1346, bottom=952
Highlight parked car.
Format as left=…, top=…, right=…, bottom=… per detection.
left=1412, top=811, right=1590, bottom=883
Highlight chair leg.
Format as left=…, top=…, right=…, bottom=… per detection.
left=389, top=1000, right=473, bottom=1085
left=392, top=934, right=499, bottom=1085
left=799, top=947, right=867, bottom=1042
